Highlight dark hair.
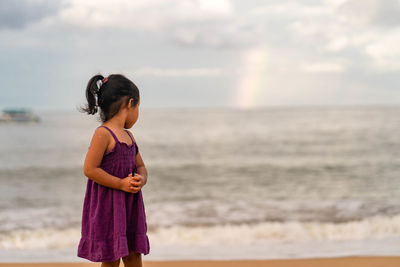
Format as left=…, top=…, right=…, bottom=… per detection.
left=78, top=74, right=140, bottom=122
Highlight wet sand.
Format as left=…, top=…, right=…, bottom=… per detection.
left=1, top=256, right=400, bottom=267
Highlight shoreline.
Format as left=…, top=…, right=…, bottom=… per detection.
left=1, top=256, right=400, bottom=267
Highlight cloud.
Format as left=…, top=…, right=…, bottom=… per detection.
left=266, top=0, right=400, bottom=72
left=249, top=2, right=332, bottom=17
left=53, top=0, right=254, bottom=48
left=0, top=0, right=399, bottom=108
left=364, top=28, right=400, bottom=72
left=32, top=0, right=264, bottom=49
left=300, top=61, right=346, bottom=73
left=58, top=0, right=233, bottom=29
left=252, top=0, right=400, bottom=28
left=337, top=0, right=400, bottom=27
left=0, top=0, right=66, bottom=30
left=132, top=67, right=226, bottom=77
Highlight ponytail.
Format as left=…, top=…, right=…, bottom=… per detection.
left=79, top=74, right=104, bottom=115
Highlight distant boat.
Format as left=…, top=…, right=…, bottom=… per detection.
left=0, top=108, right=40, bottom=123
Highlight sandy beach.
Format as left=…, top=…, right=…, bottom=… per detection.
left=1, top=257, right=400, bottom=267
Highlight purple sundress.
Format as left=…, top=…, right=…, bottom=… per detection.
left=77, top=125, right=150, bottom=262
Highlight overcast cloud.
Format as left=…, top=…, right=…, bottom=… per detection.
left=0, top=0, right=66, bottom=29
left=0, top=0, right=399, bottom=110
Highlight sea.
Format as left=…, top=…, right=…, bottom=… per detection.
left=0, top=106, right=399, bottom=262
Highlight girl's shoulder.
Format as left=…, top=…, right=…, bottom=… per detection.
left=124, top=129, right=136, bottom=142
left=92, top=126, right=112, bottom=141
left=92, top=125, right=115, bottom=145
left=95, top=125, right=111, bottom=135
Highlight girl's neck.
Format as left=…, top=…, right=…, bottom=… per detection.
left=103, top=112, right=128, bottom=129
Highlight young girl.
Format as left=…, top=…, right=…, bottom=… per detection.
left=77, top=74, right=150, bottom=267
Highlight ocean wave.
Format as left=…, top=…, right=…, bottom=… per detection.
left=1, top=214, right=400, bottom=249
left=149, top=214, right=400, bottom=245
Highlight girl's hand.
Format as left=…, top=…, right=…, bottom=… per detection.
left=120, top=174, right=141, bottom=194
left=130, top=173, right=145, bottom=189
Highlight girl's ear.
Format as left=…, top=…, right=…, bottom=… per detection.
left=131, top=97, right=139, bottom=108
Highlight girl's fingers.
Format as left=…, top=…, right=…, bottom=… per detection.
left=130, top=186, right=140, bottom=192
left=130, top=185, right=140, bottom=189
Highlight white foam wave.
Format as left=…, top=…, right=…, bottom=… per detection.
left=1, top=214, right=399, bottom=249
left=150, top=214, right=400, bottom=245
left=0, top=227, right=79, bottom=249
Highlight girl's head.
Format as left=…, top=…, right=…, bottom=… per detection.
left=79, top=74, right=140, bottom=127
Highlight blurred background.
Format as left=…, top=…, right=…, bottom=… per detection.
left=0, top=0, right=400, bottom=262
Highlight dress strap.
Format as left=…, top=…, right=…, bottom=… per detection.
left=98, top=125, right=119, bottom=143
left=124, top=129, right=134, bottom=144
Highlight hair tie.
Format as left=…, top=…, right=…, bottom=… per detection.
left=96, top=77, right=109, bottom=92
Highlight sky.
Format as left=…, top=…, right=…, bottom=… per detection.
left=0, top=0, right=399, bottom=110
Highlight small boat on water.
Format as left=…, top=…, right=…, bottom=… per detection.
left=0, top=108, right=40, bottom=123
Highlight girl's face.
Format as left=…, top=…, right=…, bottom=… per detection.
left=124, top=98, right=139, bottom=128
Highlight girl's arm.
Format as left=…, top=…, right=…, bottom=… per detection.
left=83, top=127, right=122, bottom=190
left=136, top=151, right=148, bottom=186
left=127, top=131, right=148, bottom=186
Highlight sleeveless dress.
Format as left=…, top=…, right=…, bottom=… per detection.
left=77, top=125, right=150, bottom=262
